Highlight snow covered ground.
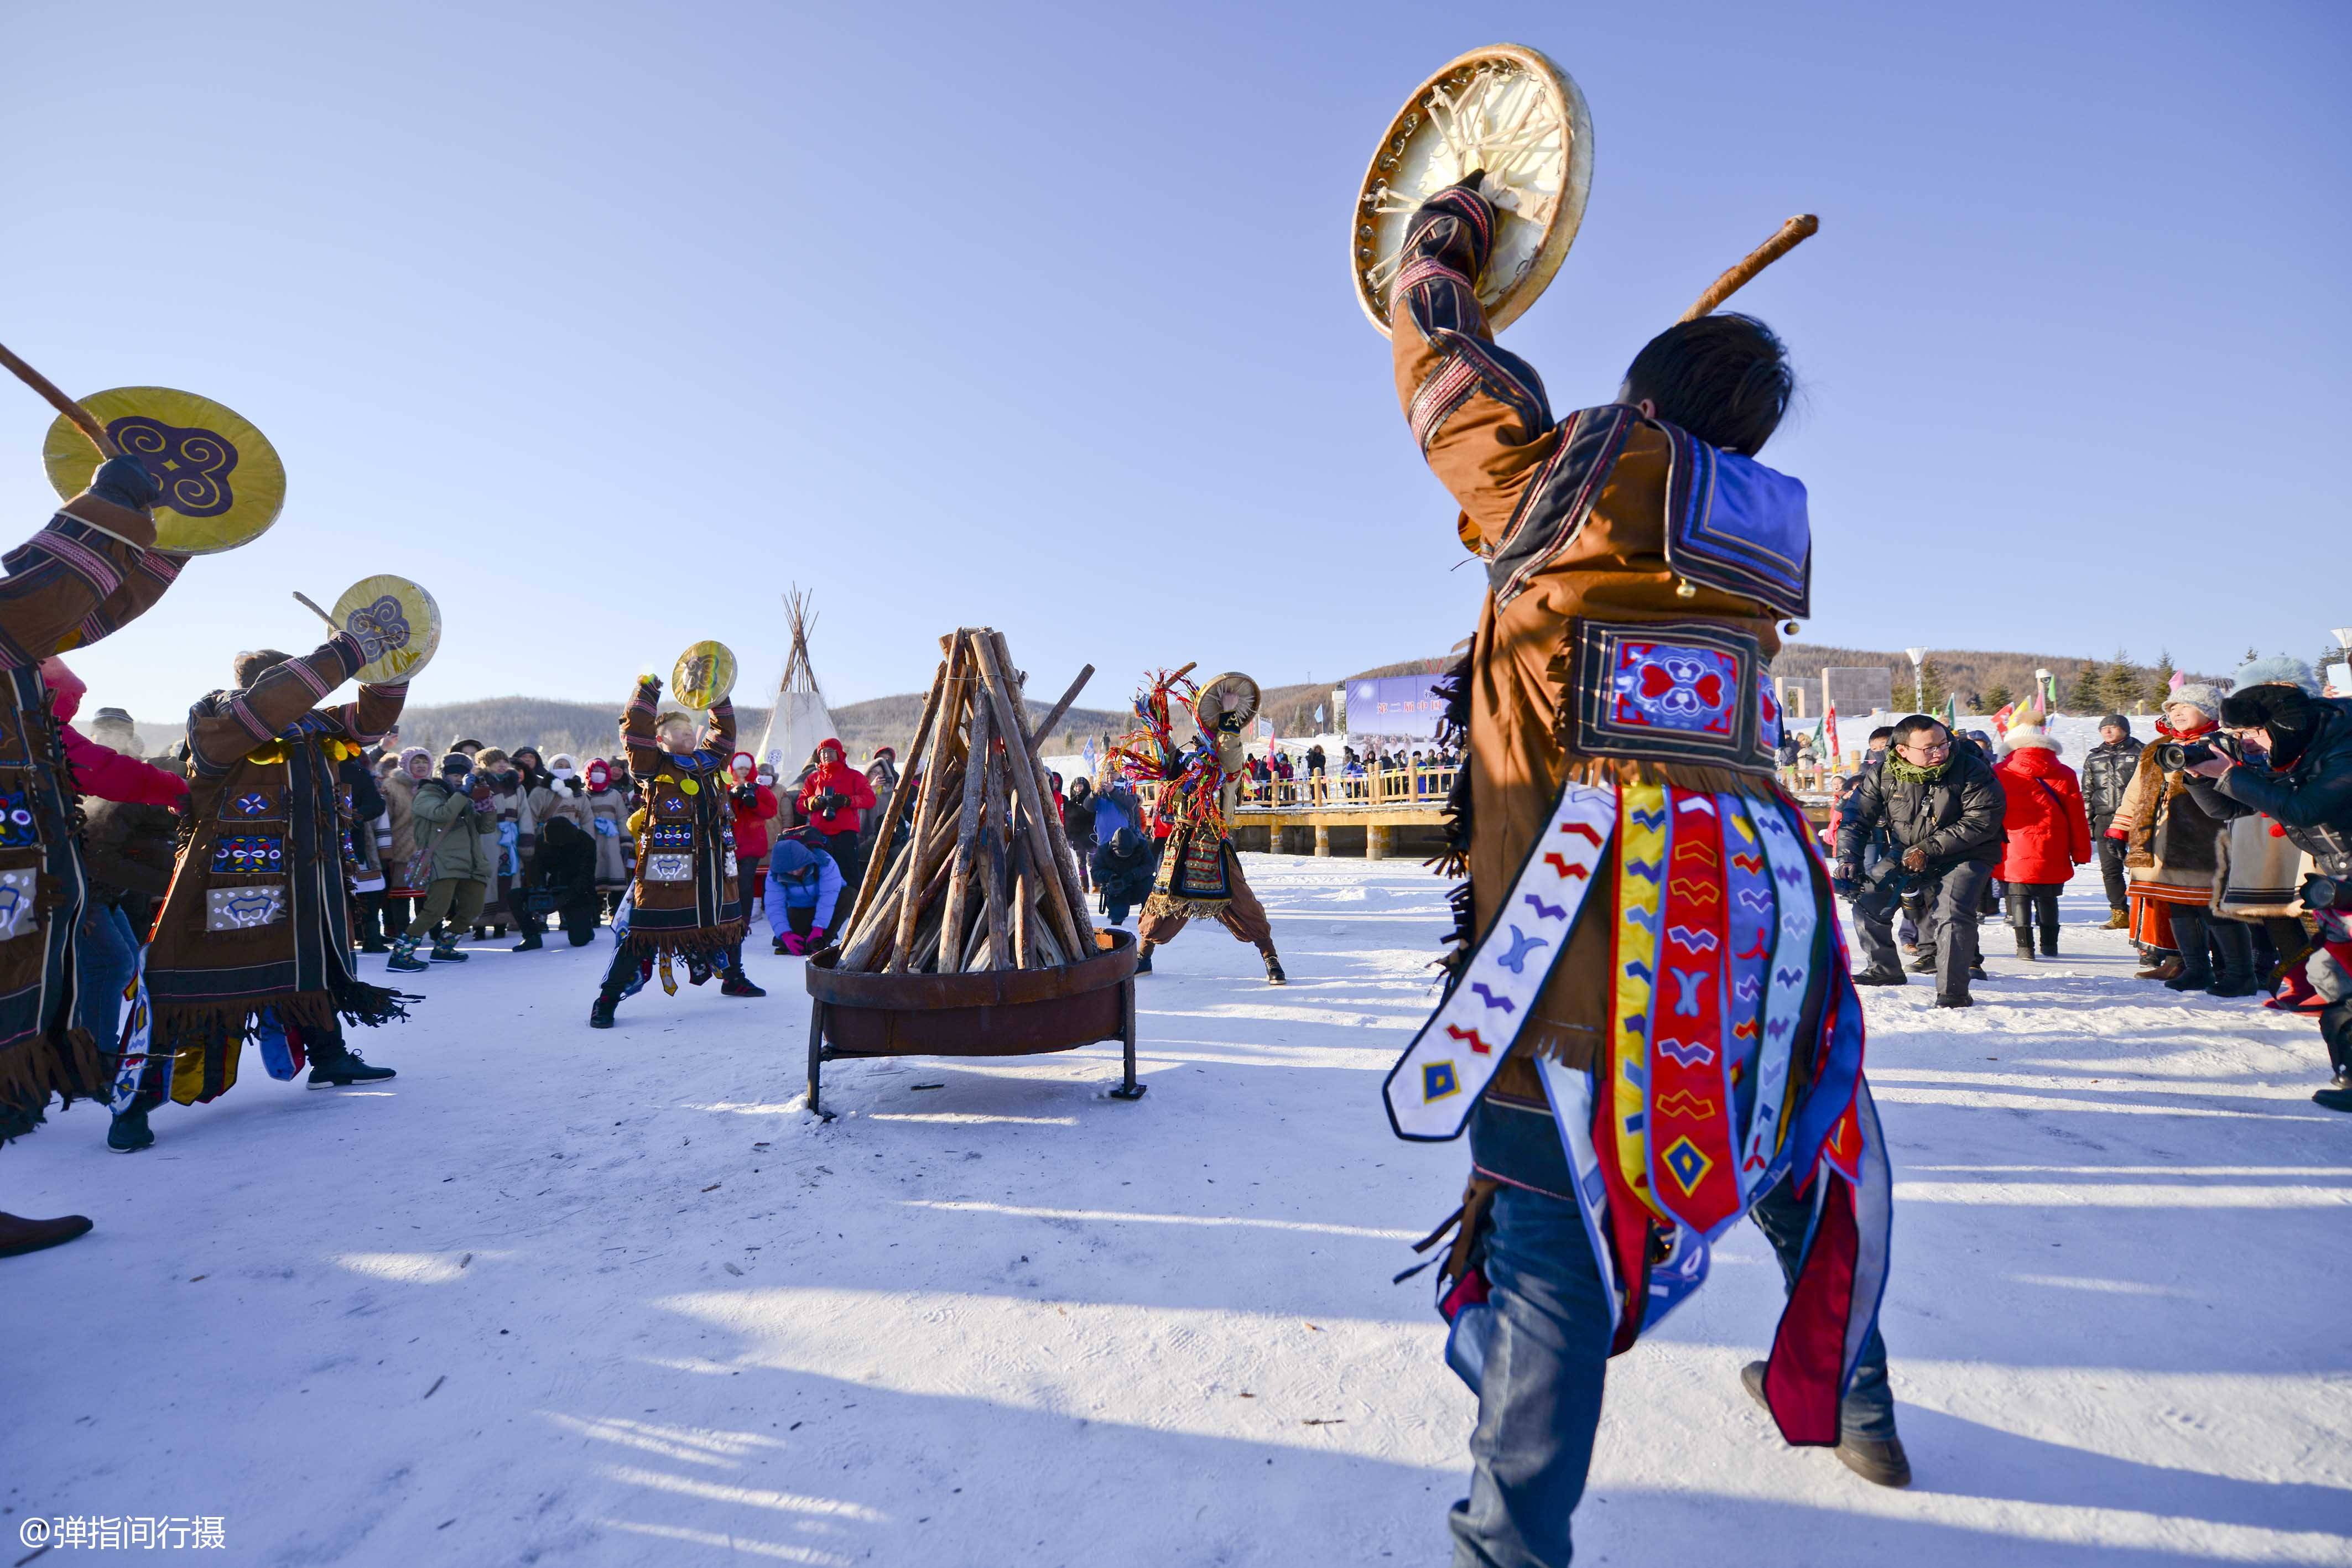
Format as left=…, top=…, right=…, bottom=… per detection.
left=3, top=855, right=2347, bottom=1566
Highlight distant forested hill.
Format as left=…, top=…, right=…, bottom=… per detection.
left=127, top=638, right=2226, bottom=760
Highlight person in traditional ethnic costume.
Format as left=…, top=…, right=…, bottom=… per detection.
left=587, top=678, right=762, bottom=1028
left=1377, top=179, right=1901, bottom=1564
left=1113, top=670, right=1286, bottom=983
left=2108, top=684, right=2235, bottom=984
left=112, top=637, right=410, bottom=1152
left=0, top=457, right=184, bottom=1253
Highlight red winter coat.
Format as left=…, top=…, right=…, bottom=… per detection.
left=797, top=739, right=876, bottom=835
left=730, top=784, right=778, bottom=861
left=1995, top=738, right=2091, bottom=884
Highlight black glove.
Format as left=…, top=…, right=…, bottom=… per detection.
left=90, top=455, right=165, bottom=515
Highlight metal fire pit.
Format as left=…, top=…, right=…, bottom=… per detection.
left=802, top=929, right=1143, bottom=1118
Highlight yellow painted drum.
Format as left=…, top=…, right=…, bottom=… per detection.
left=42, top=386, right=285, bottom=553
left=672, top=640, right=737, bottom=711
left=331, top=575, right=441, bottom=686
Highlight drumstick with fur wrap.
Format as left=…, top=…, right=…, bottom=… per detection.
left=1680, top=215, right=1819, bottom=322
left=0, top=339, right=119, bottom=457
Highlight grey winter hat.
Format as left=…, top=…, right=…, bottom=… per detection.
left=2099, top=713, right=2131, bottom=732
left=92, top=705, right=133, bottom=727
left=2230, top=655, right=2319, bottom=696
left=2167, top=683, right=2224, bottom=718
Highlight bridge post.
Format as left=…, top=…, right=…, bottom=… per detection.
left=1314, top=824, right=1331, bottom=857
left=1366, top=824, right=1389, bottom=860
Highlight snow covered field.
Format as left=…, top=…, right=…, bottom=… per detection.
left=4, top=855, right=2348, bottom=1566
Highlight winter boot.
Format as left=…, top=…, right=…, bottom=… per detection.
left=2014, top=934, right=2036, bottom=962
left=589, top=992, right=619, bottom=1029
left=1262, top=949, right=1288, bottom=985
left=2136, top=956, right=2182, bottom=982
left=2314, top=1086, right=2352, bottom=1114
left=1852, top=967, right=1908, bottom=986
left=2268, top=962, right=2324, bottom=1012
left=1135, top=942, right=1154, bottom=976
left=721, top=973, right=766, bottom=998
left=0, top=1210, right=94, bottom=1256
left=308, top=1046, right=396, bottom=1086
left=2039, top=927, right=2059, bottom=958
left=386, top=935, right=429, bottom=973
left=1741, top=1361, right=1911, bottom=1487
left=2104, top=908, right=2130, bottom=930
left=513, top=928, right=544, bottom=952
left=429, top=933, right=470, bottom=962
left=106, top=1105, right=155, bottom=1153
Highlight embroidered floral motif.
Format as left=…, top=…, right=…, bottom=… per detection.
left=1609, top=642, right=1740, bottom=737
left=0, top=790, right=38, bottom=848
left=211, top=834, right=283, bottom=874
left=1568, top=619, right=1773, bottom=773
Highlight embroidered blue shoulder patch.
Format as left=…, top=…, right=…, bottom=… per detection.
left=1659, top=425, right=1810, bottom=620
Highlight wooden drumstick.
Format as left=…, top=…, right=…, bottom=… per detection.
left=1680, top=215, right=1819, bottom=322
left=292, top=591, right=341, bottom=632
left=0, top=339, right=119, bottom=457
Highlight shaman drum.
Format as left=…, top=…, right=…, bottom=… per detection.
left=673, top=640, right=737, bottom=711
left=1351, top=43, right=1594, bottom=337
left=330, top=575, right=441, bottom=686
left=42, top=386, right=285, bottom=553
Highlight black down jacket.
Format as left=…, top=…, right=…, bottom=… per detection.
left=2080, top=736, right=2143, bottom=829
left=1835, top=742, right=2006, bottom=871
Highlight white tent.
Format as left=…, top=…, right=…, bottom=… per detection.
left=756, top=587, right=839, bottom=777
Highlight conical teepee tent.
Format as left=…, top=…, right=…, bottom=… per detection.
left=758, top=587, right=839, bottom=775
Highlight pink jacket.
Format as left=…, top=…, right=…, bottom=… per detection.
left=44, top=659, right=188, bottom=808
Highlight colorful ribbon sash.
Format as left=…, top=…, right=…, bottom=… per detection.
left=1382, top=783, right=1618, bottom=1139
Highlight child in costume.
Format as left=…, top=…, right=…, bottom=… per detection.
left=1379, top=177, right=1902, bottom=1565
left=589, top=676, right=762, bottom=1028
left=1113, top=670, right=1286, bottom=983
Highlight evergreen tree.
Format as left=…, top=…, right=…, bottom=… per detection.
left=2062, top=660, right=2103, bottom=713
left=2098, top=650, right=2142, bottom=715
left=2146, top=650, right=2177, bottom=709
left=1981, top=680, right=2015, bottom=712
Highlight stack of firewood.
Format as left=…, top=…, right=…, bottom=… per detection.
left=831, top=628, right=1099, bottom=974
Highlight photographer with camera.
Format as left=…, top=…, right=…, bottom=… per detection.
left=1835, top=716, right=2005, bottom=1004
left=2181, top=671, right=2352, bottom=1111
left=796, top=736, right=876, bottom=887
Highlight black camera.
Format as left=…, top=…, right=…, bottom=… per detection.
left=2156, top=734, right=2240, bottom=770
left=2301, top=872, right=2352, bottom=913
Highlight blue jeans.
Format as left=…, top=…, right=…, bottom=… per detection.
left=1449, top=1179, right=1897, bottom=1566
left=1448, top=1185, right=1613, bottom=1568
left=73, top=900, right=140, bottom=1055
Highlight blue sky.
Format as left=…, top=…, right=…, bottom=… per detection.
left=1, top=1, right=2343, bottom=725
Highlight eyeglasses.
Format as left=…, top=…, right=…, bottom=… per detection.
left=1900, top=741, right=1952, bottom=758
